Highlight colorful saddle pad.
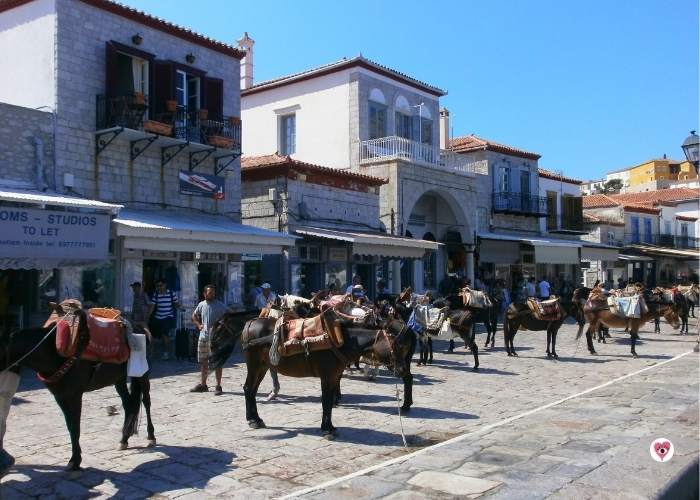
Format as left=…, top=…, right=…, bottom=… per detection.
left=527, top=297, right=562, bottom=321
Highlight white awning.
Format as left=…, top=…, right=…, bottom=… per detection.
left=617, top=254, right=654, bottom=262
left=0, top=189, right=122, bottom=212
left=114, top=209, right=295, bottom=254
left=627, top=246, right=700, bottom=260
left=295, top=226, right=440, bottom=259
left=581, top=246, right=620, bottom=262
left=478, top=232, right=582, bottom=264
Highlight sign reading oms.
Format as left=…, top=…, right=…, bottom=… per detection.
left=0, top=208, right=110, bottom=260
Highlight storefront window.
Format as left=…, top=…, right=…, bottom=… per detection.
left=325, top=262, right=347, bottom=295
left=81, top=262, right=115, bottom=307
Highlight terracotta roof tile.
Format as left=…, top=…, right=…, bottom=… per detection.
left=583, top=213, right=625, bottom=226
left=609, top=187, right=699, bottom=205
left=448, top=135, right=541, bottom=160
left=242, top=56, right=445, bottom=97
left=583, top=194, right=618, bottom=208
left=676, top=215, right=698, bottom=222
left=538, top=168, right=582, bottom=185
left=241, top=154, right=387, bottom=187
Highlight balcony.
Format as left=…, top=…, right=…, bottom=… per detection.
left=492, top=191, right=548, bottom=217
left=95, top=94, right=242, bottom=172
left=358, top=136, right=487, bottom=176
left=547, top=214, right=585, bottom=234
left=624, top=233, right=700, bottom=250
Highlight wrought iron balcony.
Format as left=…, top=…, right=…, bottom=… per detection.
left=624, top=233, right=699, bottom=250
left=96, top=94, right=241, bottom=152
left=358, top=136, right=487, bottom=176
left=492, top=191, right=548, bottom=217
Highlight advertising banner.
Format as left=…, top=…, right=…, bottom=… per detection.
left=0, top=207, right=109, bottom=260
left=178, top=171, right=225, bottom=199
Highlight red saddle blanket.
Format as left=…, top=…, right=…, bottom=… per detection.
left=55, top=308, right=129, bottom=364
left=527, top=298, right=562, bottom=321
left=278, top=314, right=344, bottom=357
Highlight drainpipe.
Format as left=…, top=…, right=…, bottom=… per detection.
left=34, top=136, right=48, bottom=191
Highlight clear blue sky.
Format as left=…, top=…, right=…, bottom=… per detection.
left=125, top=0, right=698, bottom=180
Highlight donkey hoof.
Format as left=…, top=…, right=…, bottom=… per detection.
left=147, top=439, right=157, bottom=448
left=552, top=354, right=559, bottom=359
left=248, top=419, right=266, bottom=429
left=472, top=365, right=479, bottom=371
left=512, top=352, right=518, bottom=357
left=65, top=461, right=82, bottom=472
left=632, top=353, right=639, bottom=359
left=400, top=405, right=412, bottom=414
left=118, top=442, right=128, bottom=451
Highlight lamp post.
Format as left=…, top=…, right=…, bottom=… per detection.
left=681, top=130, right=699, bottom=175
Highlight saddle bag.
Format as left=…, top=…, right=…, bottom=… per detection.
left=527, top=298, right=562, bottom=321
left=82, top=308, right=130, bottom=364
left=55, top=314, right=81, bottom=358
left=277, top=313, right=344, bottom=358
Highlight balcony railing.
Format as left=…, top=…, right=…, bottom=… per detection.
left=358, top=136, right=487, bottom=176
left=624, top=233, right=700, bottom=250
left=492, top=191, right=548, bottom=217
left=96, top=94, right=241, bottom=151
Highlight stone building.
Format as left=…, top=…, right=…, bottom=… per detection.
left=0, top=0, right=292, bottom=318
left=241, top=52, right=487, bottom=293
left=240, top=154, right=437, bottom=299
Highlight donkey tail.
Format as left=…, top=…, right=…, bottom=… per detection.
left=124, top=378, right=143, bottom=437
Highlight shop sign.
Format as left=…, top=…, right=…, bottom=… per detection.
left=328, top=247, right=347, bottom=262
left=179, top=171, right=225, bottom=199
left=0, top=207, right=109, bottom=260
left=241, top=253, right=262, bottom=261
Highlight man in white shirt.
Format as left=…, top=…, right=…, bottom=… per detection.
left=538, top=278, right=551, bottom=299
left=254, top=283, right=277, bottom=310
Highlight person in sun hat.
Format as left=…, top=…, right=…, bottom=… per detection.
left=254, top=282, right=277, bottom=310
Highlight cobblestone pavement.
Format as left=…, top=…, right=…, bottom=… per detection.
left=1, top=320, right=697, bottom=499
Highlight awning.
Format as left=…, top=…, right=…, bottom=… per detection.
left=617, top=254, right=654, bottom=262
left=0, top=188, right=122, bottom=212
left=114, top=209, right=296, bottom=254
left=479, top=239, right=520, bottom=264
left=626, top=245, right=700, bottom=260
left=478, top=232, right=582, bottom=264
left=295, top=226, right=440, bottom=259
left=581, top=244, right=620, bottom=262
left=0, top=258, right=110, bottom=270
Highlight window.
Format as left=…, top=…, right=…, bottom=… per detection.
left=643, top=217, right=652, bottom=244
left=607, top=231, right=616, bottom=245
left=664, top=221, right=672, bottom=234
left=546, top=191, right=558, bottom=230
left=175, top=70, right=200, bottom=110
left=631, top=216, right=640, bottom=243
left=499, top=167, right=510, bottom=192
left=368, top=100, right=387, bottom=139
left=420, top=117, right=432, bottom=145
left=395, top=111, right=412, bottom=139
left=280, top=114, right=296, bottom=155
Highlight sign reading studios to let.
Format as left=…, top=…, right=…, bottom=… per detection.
left=0, top=207, right=109, bottom=260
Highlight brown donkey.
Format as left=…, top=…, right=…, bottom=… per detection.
left=582, top=289, right=682, bottom=358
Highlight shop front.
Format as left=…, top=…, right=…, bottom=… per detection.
left=290, top=226, right=440, bottom=298
left=477, top=233, right=583, bottom=293
left=621, top=246, right=700, bottom=286
left=580, top=244, right=621, bottom=287
left=0, top=189, right=122, bottom=333
left=112, top=209, right=295, bottom=316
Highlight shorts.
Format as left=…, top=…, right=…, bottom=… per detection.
left=197, top=332, right=211, bottom=363
left=150, top=317, right=175, bottom=339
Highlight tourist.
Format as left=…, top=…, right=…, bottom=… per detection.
left=150, top=280, right=180, bottom=360
left=190, top=285, right=228, bottom=395
left=538, top=277, right=551, bottom=299
left=526, top=277, right=537, bottom=298
left=346, top=275, right=362, bottom=294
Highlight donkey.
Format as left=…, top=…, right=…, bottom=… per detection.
left=208, top=308, right=414, bottom=437
left=676, top=285, right=699, bottom=334
left=0, top=302, right=155, bottom=471
left=582, top=288, right=682, bottom=358
left=503, top=299, right=570, bottom=358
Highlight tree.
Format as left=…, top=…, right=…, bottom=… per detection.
left=602, top=178, right=623, bottom=193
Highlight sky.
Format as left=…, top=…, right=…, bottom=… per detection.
left=124, top=0, right=698, bottom=180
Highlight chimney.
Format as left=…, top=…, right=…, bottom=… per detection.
left=439, top=108, right=450, bottom=149
left=237, top=32, right=255, bottom=90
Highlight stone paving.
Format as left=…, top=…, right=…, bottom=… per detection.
left=0, top=320, right=697, bottom=499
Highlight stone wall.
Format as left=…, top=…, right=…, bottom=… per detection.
left=53, top=0, right=241, bottom=218
left=0, top=102, right=54, bottom=188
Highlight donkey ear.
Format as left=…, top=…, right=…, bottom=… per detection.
left=49, top=302, right=65, bottom=315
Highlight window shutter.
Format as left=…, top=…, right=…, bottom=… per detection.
left=153, top=61, right=174, bottom=114
left=203, top=78, right=224, bottom=120
left=411, top=115, right=420, bottom=141
left=105, top=42, right=118, bottom=97
left=395, top=111, right=402, bottom=136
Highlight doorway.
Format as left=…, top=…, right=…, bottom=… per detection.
left=197, top=262, right=225, bottom=301
left=143, top=259, right=178, bottom=296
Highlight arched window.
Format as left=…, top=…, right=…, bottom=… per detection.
left=368, top=88, right=387, bottom=139
left=394, top=95, right=412, bottom=140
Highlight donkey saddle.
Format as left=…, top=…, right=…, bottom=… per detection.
left=526, top=297, right=562, bottom=321
left=277, top=311, right=344, bottom=358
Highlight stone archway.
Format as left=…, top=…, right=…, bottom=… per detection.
left=401, top=189, right=473, bottom=292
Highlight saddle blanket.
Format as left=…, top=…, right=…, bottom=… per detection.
left=414, top=305, right=449, bottom=331
left=462, top=289, right=492, bottom=309
left=527, top=298, right=562, bottom=321
left=276, top=314, right=344, bottom=358
left=608, top=295, right=644, bottom=318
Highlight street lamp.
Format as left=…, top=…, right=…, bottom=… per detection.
left=681, top=130, right=699, bottom=175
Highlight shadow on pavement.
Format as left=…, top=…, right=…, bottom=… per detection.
left=351, top=404, right=478, bottom=421
left=258, top=425, right=409, bottom=446
left=2, top=445, right=235, bottom=497
left=426, top=358, right=517, bottom=375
